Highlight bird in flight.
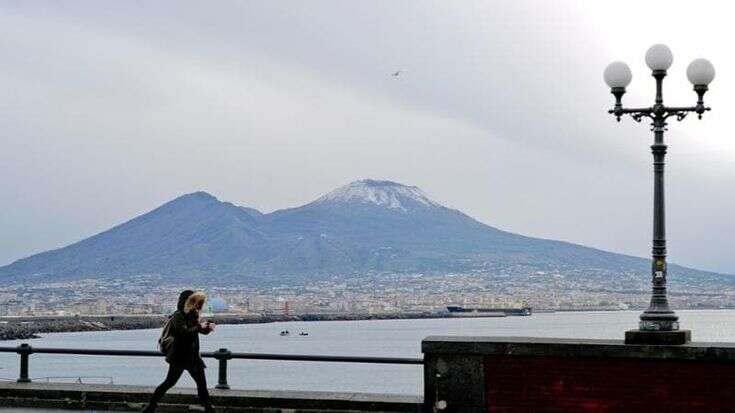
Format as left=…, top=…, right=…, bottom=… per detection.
left=392, top=70, right=402, bottom=77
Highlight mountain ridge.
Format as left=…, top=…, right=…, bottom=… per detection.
left=1, top=179, right=731, bottom=287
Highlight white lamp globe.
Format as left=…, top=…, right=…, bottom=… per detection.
left=604, top=61, right=632, bottom=88
left=645, top=44, right=674, bottom=71
left=686, top=58, right=715, bottom=86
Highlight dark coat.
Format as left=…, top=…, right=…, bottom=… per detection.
left=164, top=291, right=210, bottom=371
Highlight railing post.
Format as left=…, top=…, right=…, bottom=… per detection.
left=214, top=348, right=231, bottom=390
left=16, top=343, right=32, bottom=383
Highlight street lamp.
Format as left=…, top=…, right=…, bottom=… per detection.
left=604, top=44, right=715, bottom=345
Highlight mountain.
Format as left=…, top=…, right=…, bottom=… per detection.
left=0, top=180, right=730, bottom=287
left=1, top=192, right=267, bottom=281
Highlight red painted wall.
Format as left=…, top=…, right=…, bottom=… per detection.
left=485, top=355, right=735, bottom=413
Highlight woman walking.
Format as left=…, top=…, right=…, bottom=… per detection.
left=144, top=290, right=216, bottom=412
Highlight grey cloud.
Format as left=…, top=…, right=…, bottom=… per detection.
left=1, top=1, right=733, bottom=273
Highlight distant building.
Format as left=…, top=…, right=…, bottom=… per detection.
left=209, top=297, right=229, bottom=313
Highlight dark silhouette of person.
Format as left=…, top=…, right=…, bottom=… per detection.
left=144, top=290, right=216, bottom=412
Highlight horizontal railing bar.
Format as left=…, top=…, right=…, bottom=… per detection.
left=0, top=346, right=422, bottom=365
left=0, top=347, right=163, bottom=357
left=222, top=352, right=423, bottom=364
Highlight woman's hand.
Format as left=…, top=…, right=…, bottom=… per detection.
left=200, top=321, right=216, bottom=333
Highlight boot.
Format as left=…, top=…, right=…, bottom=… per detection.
left=204, top=404, right=216, bottom=413
left=142, top=402, right=156, bottom=413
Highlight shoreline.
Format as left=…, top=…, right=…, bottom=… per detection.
left=0, top=312, right=447, bottom=341
left=4, top=307, right=732, bottom=341
left=0, top=312, right=461, bottom=341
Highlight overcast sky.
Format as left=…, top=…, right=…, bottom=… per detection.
left=1, top=1, right=734, bottom=273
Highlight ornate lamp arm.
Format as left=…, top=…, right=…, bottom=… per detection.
left=608, top=107, right=653, bottom=122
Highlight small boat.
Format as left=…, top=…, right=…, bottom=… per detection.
left=298, top=332, right=309, bottom=336
left=279, top=330, right=290, bottom=336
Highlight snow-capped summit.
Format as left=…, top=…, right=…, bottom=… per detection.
left=313, top=179, right=440, bottom=211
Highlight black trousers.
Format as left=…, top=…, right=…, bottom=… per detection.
left=148, top=364, right=212, bottom=410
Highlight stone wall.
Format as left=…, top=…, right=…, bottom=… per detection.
left=423, top=336, right=735, bottom=413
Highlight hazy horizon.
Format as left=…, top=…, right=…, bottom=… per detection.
left=2, top=1, right=734, bottom=273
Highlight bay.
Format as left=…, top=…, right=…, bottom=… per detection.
left=1, top=310, right=734, bottom=395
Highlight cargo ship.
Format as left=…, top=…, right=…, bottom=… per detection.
left=446, top=306, right=532, bottom=317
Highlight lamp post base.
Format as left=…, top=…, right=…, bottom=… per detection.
left=625, top=329, right=691, bottom=345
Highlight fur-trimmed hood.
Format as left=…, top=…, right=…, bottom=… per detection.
left=184, top=291, right=207, bottom=314
left=176, top=290, right=194, bottom=312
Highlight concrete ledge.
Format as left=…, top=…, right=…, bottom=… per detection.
left=0, top=382, right=422, bottom=412
left=625, top=329, right=691, bottom=345
left=422, top=335, right=735, bottom=362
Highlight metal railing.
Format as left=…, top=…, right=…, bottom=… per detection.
left=0, top=343, right=423, bottom=390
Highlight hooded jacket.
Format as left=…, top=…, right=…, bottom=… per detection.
left=165, top=291, right=210, bottom=370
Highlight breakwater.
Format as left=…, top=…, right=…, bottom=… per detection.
left=0, top=312, right=448, bottom=341
left=2, top=307, right=656, bottom=341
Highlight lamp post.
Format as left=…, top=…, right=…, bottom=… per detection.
left=604, top=44, right=715, bottom=345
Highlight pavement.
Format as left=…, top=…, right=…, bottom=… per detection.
left=0, top=382, right=423, bottom=412
left=0, top=410, right=113, bottom=412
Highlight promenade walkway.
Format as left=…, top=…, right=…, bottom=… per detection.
left=1, top=409, right=100, bottom=412
left=0, top=382, right=422, bottom=412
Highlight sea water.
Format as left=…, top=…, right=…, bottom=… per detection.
left=1, top=310, right=734, bottom=395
